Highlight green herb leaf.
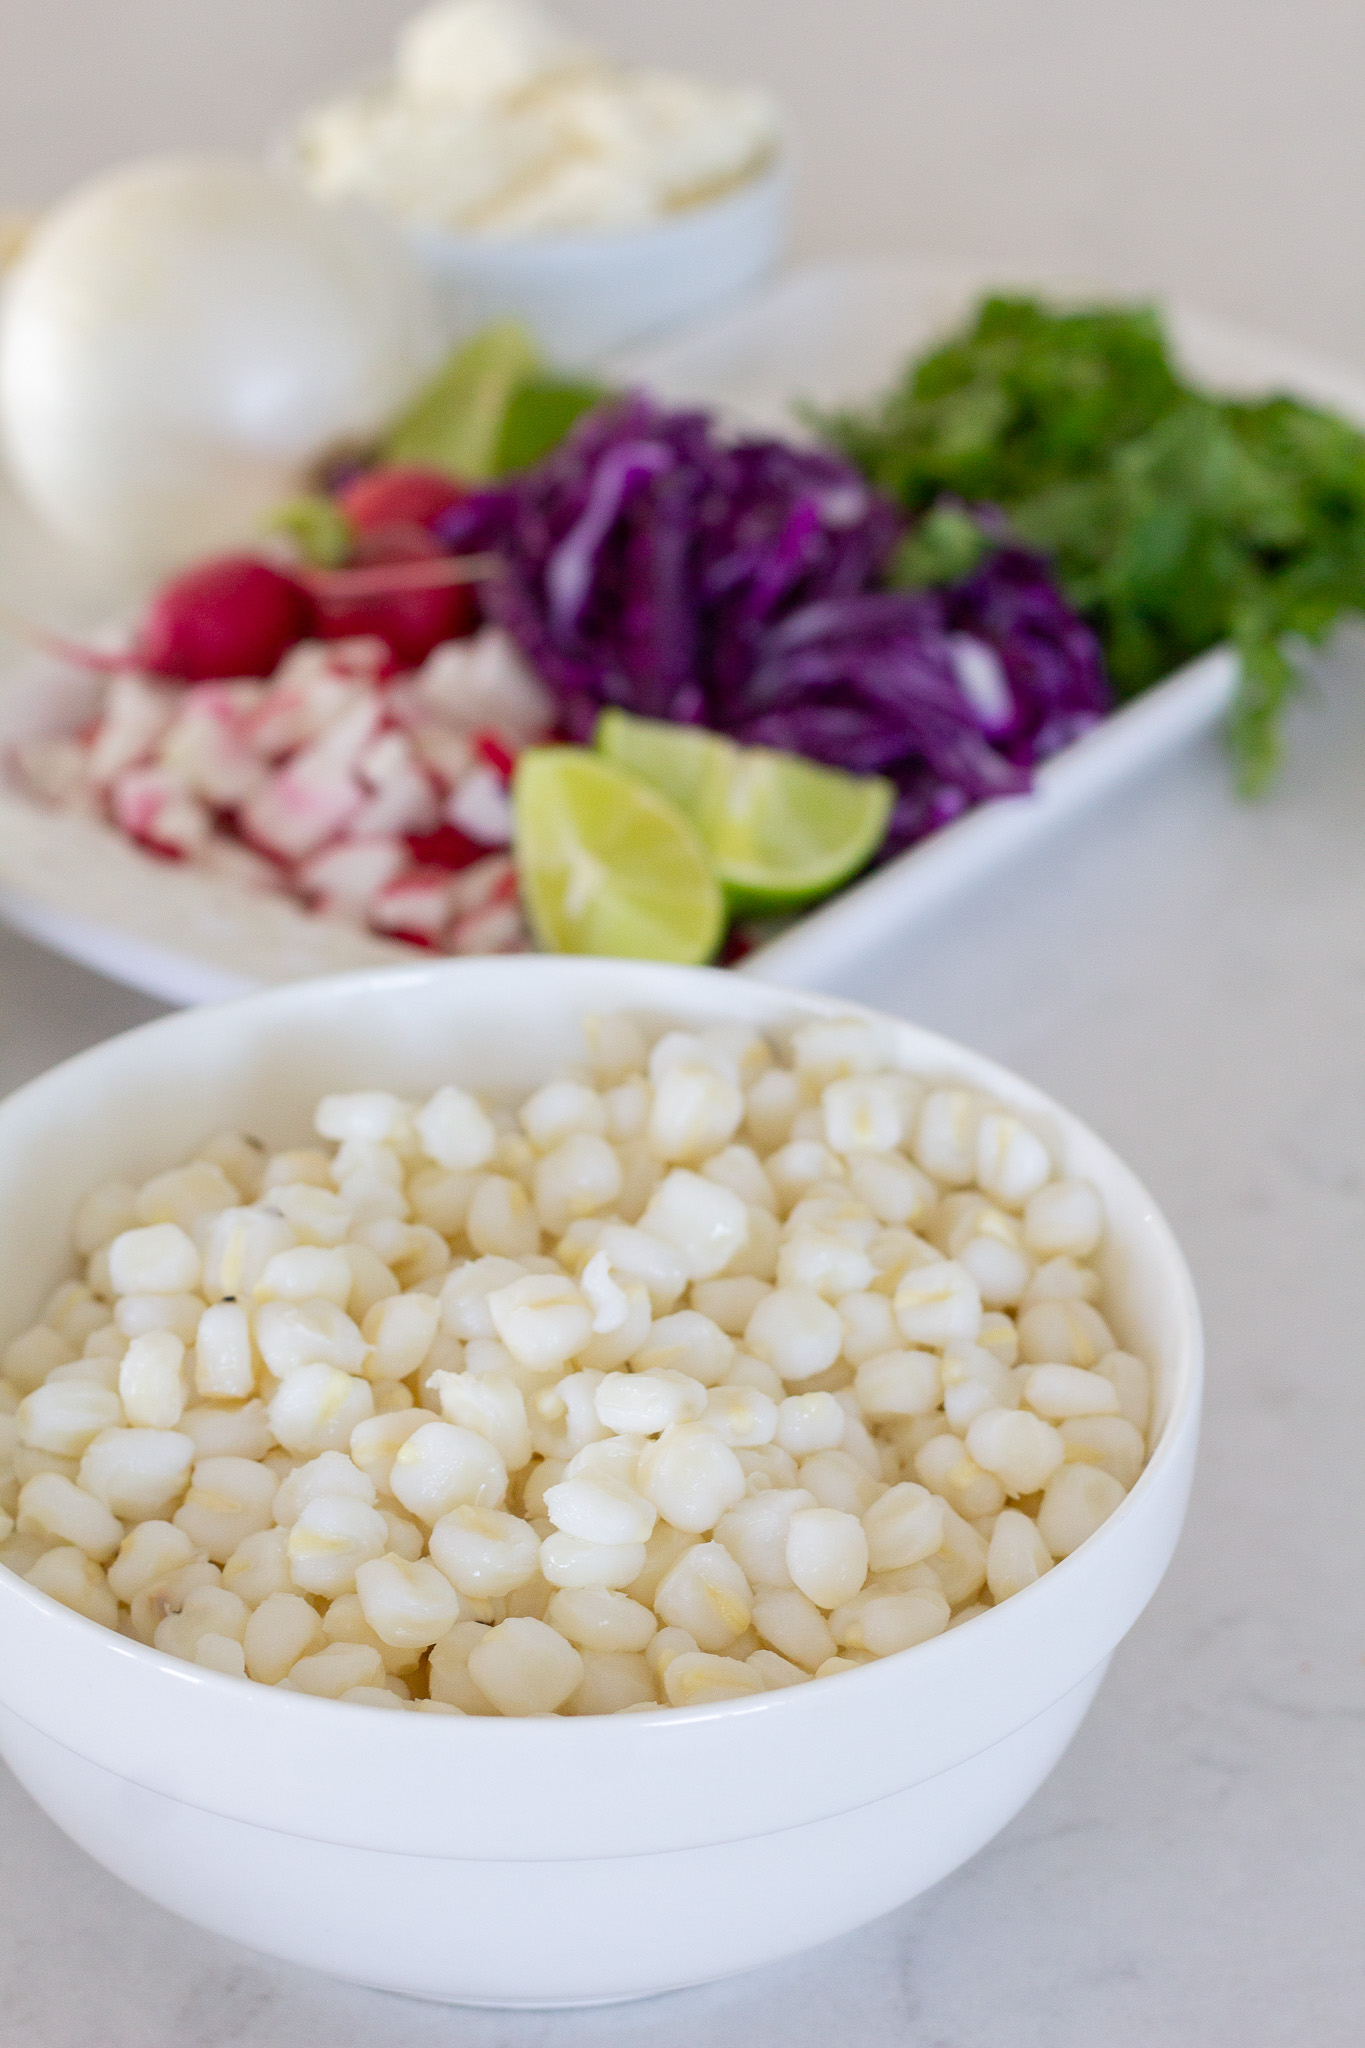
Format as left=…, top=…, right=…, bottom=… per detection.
left=817, top=296, right=1365, bottom=786
left=385, top=320, right=540, bottom=482
left=495, top=374, right=605, bottom=475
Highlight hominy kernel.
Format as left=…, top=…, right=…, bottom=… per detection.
left=17, top=1473, right=123, bottom=1561
left=914, top=1090, right=980, bottom=1187
left=467, top=1616, right=583, bottom=1715
left=744, top=1287, right=842, bottom=1383
left=654, top=1540, right=752, bottom=1650
left=539, top=1531, right=646, bottom=1589
left=662, top=1650, right=763, bottom=1707
left=79, top=1427, right=194, bottom=1520
left=785, top=1506, right=868, bottom=1609
left=1037, top=1464, right=1127, bottom=1557
left=975, top=1114, right=1051, bottom=1210
left=894, top=1259, right=983, bottom=1349
left=913, top=1433, right=1005, bottom=1520
left=244, top=1591, right=324, bottom=1683
left=26, top=1546, right=119, bottom=1627
left=862, top=1482, right=946, bottom=1572
left=268, top=1364, right=374, bottom=1457
left=17, top=1380, right=121, bottom=1459
left=107, top=1520, right=196, bottom=1604
left=221, top=1527, right=293, bottom=1607
left=107, top=1223, right=201, bottom=1297
left=855, top=1349, right=941, bottom=1420
left=986, top=1508, right=1054, bottom=1601
left=633, top=1310, right=734, bottom=1388
left=639, top=1172, right=750, bottom=1281
left=965, top=1408, right=1065, bottom=1497
left=174, top=1456, right=279, bottom=1563
left=636, top=1422, right=746, bottom=1533
left=1059, top=1415, right=1146, bottom=1489
left=1020, top=1256, right=1102, bottom=1308
left=355, top=1554, right=460, bottom=1649
left=648, top=1062, right=744, bottom=1164
left=1023, top=1363, right=1122, bottom=1419
left=1017, top=1301, right=1114, bottom=1370
left=429, top=1504, right=540, bottom=1596
left=287, top=1493, right=389, bottom=1597
left=16, top=1014, right=1153, bottom=1715
left=1095, top=1351, right=1152, bottom=1435
left=775, top=1393, right=844, bottom=1456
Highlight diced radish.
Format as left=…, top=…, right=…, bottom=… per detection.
left=447, top=851, right=517, bottom=919
left=160, top=685, right=266, bottom=805
left=403, top=823, right=485, bottom=872
left=447, top=901, right=528, bottom=956
left=240, top=766, right=362, bottom=863
left=472, top=730, right=517, bottom=782
left=238, top=696, right=381, bottom=860
left=297, top=836, right=406, bottom=913
left=370, top=869, right=455, bottom=938
left=403, top=718, right=475, bottom=787
left=312, top=527, right=475, bottom=668
left=87, top=673, right=177, bottom=784
left=445, top=763, right=513, bottom=846
left=199, top=836, right=282, bottom=892
left=110, top=765, right=211, bottom=857
left=246, top=665, right=365, bottom=760
left=135, top=556, right=315, bottom=683
left=352, top=730, right=441, bottom=838
left=336, top=466, right=467, bottom=535
left=417, top=631, right=553, bottom=741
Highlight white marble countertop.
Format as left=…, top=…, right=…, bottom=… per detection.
left=2, top=632, right=1364, bottom=2045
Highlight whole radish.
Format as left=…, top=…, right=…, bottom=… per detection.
left=136, top=555, right=315, bottom=681
left=337, top=465, right=467, bottom=535
left=313, top=524, right=475, bottom=668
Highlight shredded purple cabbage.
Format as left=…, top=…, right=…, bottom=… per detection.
left=442, top=395, right=1111, bottom=851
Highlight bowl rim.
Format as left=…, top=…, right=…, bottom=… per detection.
left=0, top=956, right=1203, bottom=1740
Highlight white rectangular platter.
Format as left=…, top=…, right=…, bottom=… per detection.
left=2, top=255, right=1362, bottom=1005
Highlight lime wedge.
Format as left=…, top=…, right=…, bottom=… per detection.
left=385, top=320, right=539, bottom=482
left=596, top=709, right=895, bottom=913
left=513, top=748, right=725, bottom=963
left=495, top=374, right=605, bottom=474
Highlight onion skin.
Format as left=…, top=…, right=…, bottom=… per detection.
left=135, top=556, right=316, bottom=683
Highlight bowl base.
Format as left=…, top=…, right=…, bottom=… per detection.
left=0, top=1661, right=1108, bottom=2007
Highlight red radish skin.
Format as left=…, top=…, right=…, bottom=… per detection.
left=472, top=730, right=517, bottom=781
left=137, top=556, right=316, bottom=683
left=337, top=465, right=468, bottom=534
left=313, top=525, right=476, bottom=669
left=404, top=823, right=487, bottom=872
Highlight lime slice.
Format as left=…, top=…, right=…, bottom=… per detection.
left=513, top=748, right=725, bottom=963
left=597, top=709, right=895, bottom=913
left=596, top=707, right=734, bottom=821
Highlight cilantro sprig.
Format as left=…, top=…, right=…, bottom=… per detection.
left=818, top=297, right=1365, bottom=791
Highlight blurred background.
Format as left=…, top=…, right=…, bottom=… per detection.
left=4, top=0, right=1364, bottom=368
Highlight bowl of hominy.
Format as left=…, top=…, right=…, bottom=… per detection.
left=0, top=957, right=1201, bottom=2006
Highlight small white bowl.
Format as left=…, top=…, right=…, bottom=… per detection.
left=0, top=957, right=1201, bottom=2007
left=402, top=158, right=789, bottom=364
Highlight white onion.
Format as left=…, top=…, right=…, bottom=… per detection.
left=0, top=156, right=438, bottom=575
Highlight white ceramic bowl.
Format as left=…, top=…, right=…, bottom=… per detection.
left=0, top=958, right=1201, bottom=2007
left=401, top=159, right=788, bottom=364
